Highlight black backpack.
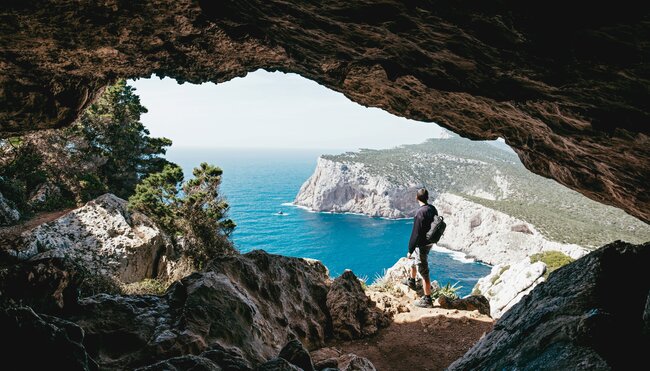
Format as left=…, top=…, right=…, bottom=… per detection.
left=426, top=215, right=446, bottom=244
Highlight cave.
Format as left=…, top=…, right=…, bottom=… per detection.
left=1, top=1, right=649, bottom=370
left=1, top=0, right=648, bottom=223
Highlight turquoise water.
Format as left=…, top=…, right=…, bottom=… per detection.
left=168, top=148, right=491, bottom=297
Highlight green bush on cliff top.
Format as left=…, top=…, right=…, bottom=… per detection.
left=530, top=251, right=574, bottom=279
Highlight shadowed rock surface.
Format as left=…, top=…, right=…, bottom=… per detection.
left=438, top=295, right=491, bottom=317
left=448, top=240, right=650, bottom=370
left=0, top=305, right=98, bottom=371
left=1, top=1, right=649, bottom=221
left=327, top=270, right=390, bottom=340
left=63, top=250, right=331, bottom=369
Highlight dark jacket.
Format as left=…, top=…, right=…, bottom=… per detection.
left=408, top=203, right=438, bottom=254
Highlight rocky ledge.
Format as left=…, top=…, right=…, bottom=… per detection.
left=449, top=240, right=650, bottom=370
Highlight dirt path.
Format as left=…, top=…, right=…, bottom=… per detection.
left=331, top=306, right=493, bottom=371
left=321, top=280, right=494, bottom=371
left=0, top=208, right=72, bottom=245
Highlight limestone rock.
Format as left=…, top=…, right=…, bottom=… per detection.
left=327, top=270, right=390, bottom=340
left=473, top=258, right=547, bottom=318
left=311, top=348, right=376, bottom=371
left=2, top=1, right=648, bottom=222
left=28, top=182, right=62, bottom=209
left=294, top=157, right=419, bottom=218
left=278, top=340, right=314, bottom=371
left=0, top=191, right=20, bottom=226
left=9, top=193, right=171, bottom=283
left=437, top=295, right=490, bottom=317
left=66, top=250, right=331, bottom=369
left=337, top=354, right=377, bottom=371
left=0, top=305, right=97, bottom=371
left=136, top=344, right=253, bottom=371
left=448, top=241, right=650, bottom=370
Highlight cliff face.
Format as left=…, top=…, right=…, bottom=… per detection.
left=294, top=158, right=420, bottom=219
left=1, top=1, right=648, bottom=222
left=448, top=241, right=650, bottom=370
left=295, top=156, right=588, bottom=266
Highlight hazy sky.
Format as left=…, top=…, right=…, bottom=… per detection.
left=128, top=70, right=445, bottom=150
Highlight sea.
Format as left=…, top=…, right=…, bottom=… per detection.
left=168, top=147, right=491, bottom=297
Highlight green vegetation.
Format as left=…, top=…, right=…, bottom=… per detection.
left=324, top=136, right=650, bottom=247
left=530, top=251, right=575, bottom=279
left=0, top=80, right=171, bottom=216
left=129, top=162, right=236, bottom=266
left=121, top=278, right=169, bottom=296
left=490, top=265, right=510, bottom=285
left=432, top=282, right=462, bottom=300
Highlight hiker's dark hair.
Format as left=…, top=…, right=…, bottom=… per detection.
left=416, top=188, right=428, bottom=203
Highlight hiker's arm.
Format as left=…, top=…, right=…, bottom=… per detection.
left=408, top=211, right=423, bottom=255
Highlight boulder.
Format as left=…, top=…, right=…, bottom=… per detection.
left=472, top=257, right=547, bottom=318
left=278, top=340, right=314, bottom=371
left=136, top=344, right=254, bottom=371
left=0, top=190, right=20, bottom=226
left=66, top=250, right=331, bottom=369
left=327, top=270, right=390, bottom=340
left=448, top=241, right=650, bottom=370
left=9, top=193, right=172, bottom=283
left=438, top=295, right=490, bottom=316
left=311, top=347, right=376, bottom=371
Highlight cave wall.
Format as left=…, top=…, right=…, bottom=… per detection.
left=1, top=0, right=648, bottom=222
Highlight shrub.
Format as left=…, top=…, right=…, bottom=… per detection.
left=530, top=251, right=575, bottom=279
left=129, top=162, right=236, bottom=268
left=432, top=282, right=462, bottom=300
left=121, top=278, right=168, bottom=296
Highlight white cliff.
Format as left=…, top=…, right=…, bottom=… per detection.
left=295, top=157, right=588, bottom=266
left=294, top=157, right=420, bottom=219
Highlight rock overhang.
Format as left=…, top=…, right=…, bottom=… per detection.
left=1, top=0, right=648, bottom=222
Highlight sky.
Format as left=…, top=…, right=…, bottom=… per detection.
left=128, top=70, right=446, bottom=151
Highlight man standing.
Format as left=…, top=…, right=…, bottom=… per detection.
left=403, top=188, right=438, bottom=308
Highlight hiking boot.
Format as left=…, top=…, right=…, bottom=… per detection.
left=401, top=277, right=418, bottom=290
left=414, top=295, right=433, bottom=308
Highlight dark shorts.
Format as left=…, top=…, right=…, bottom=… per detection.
left=409, top=244, right=432, bottom=278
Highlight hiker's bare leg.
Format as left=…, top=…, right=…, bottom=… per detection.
left=423, top=276, right=431, bottom=296
left=410, top=266, right=417, bottom=279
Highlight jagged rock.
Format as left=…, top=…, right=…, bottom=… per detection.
left=448, top=241, right=650, bottom=370
left=337, top=354, right=376, bottom=371
left=473, top=258, right=547, bottom=318
left=136, top=344, right=253, bottom=371
left=278, top=340, right=315, bottom=371
left=2, top=1, right=648, bottom=222
left=0, top=257, right=80, bottom=314
left=8, top=193, right=173, bottom=283
left=136, top=355, right=221, bottom=371
left=256, top=358, right=302, bottom=371
left=0, top=305, right=97, bottom=370
left=65, top=250, right=331, bottom=369
left=311, top=348, right=376, bottom=371
left=311, top=347, right=343, bottom=370
left=28, top=181, right=62, bottom=209
left=327, top=270, right=389, bottom=340
left=0, top=190, right=20, bottom=226
left=437, top=295, right=490, bottom=317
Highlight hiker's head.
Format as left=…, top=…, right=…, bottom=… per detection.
left=416, top=188, right=428, bottom=203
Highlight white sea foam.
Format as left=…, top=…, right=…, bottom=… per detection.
left=430, top=244, right=477, bottom=264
